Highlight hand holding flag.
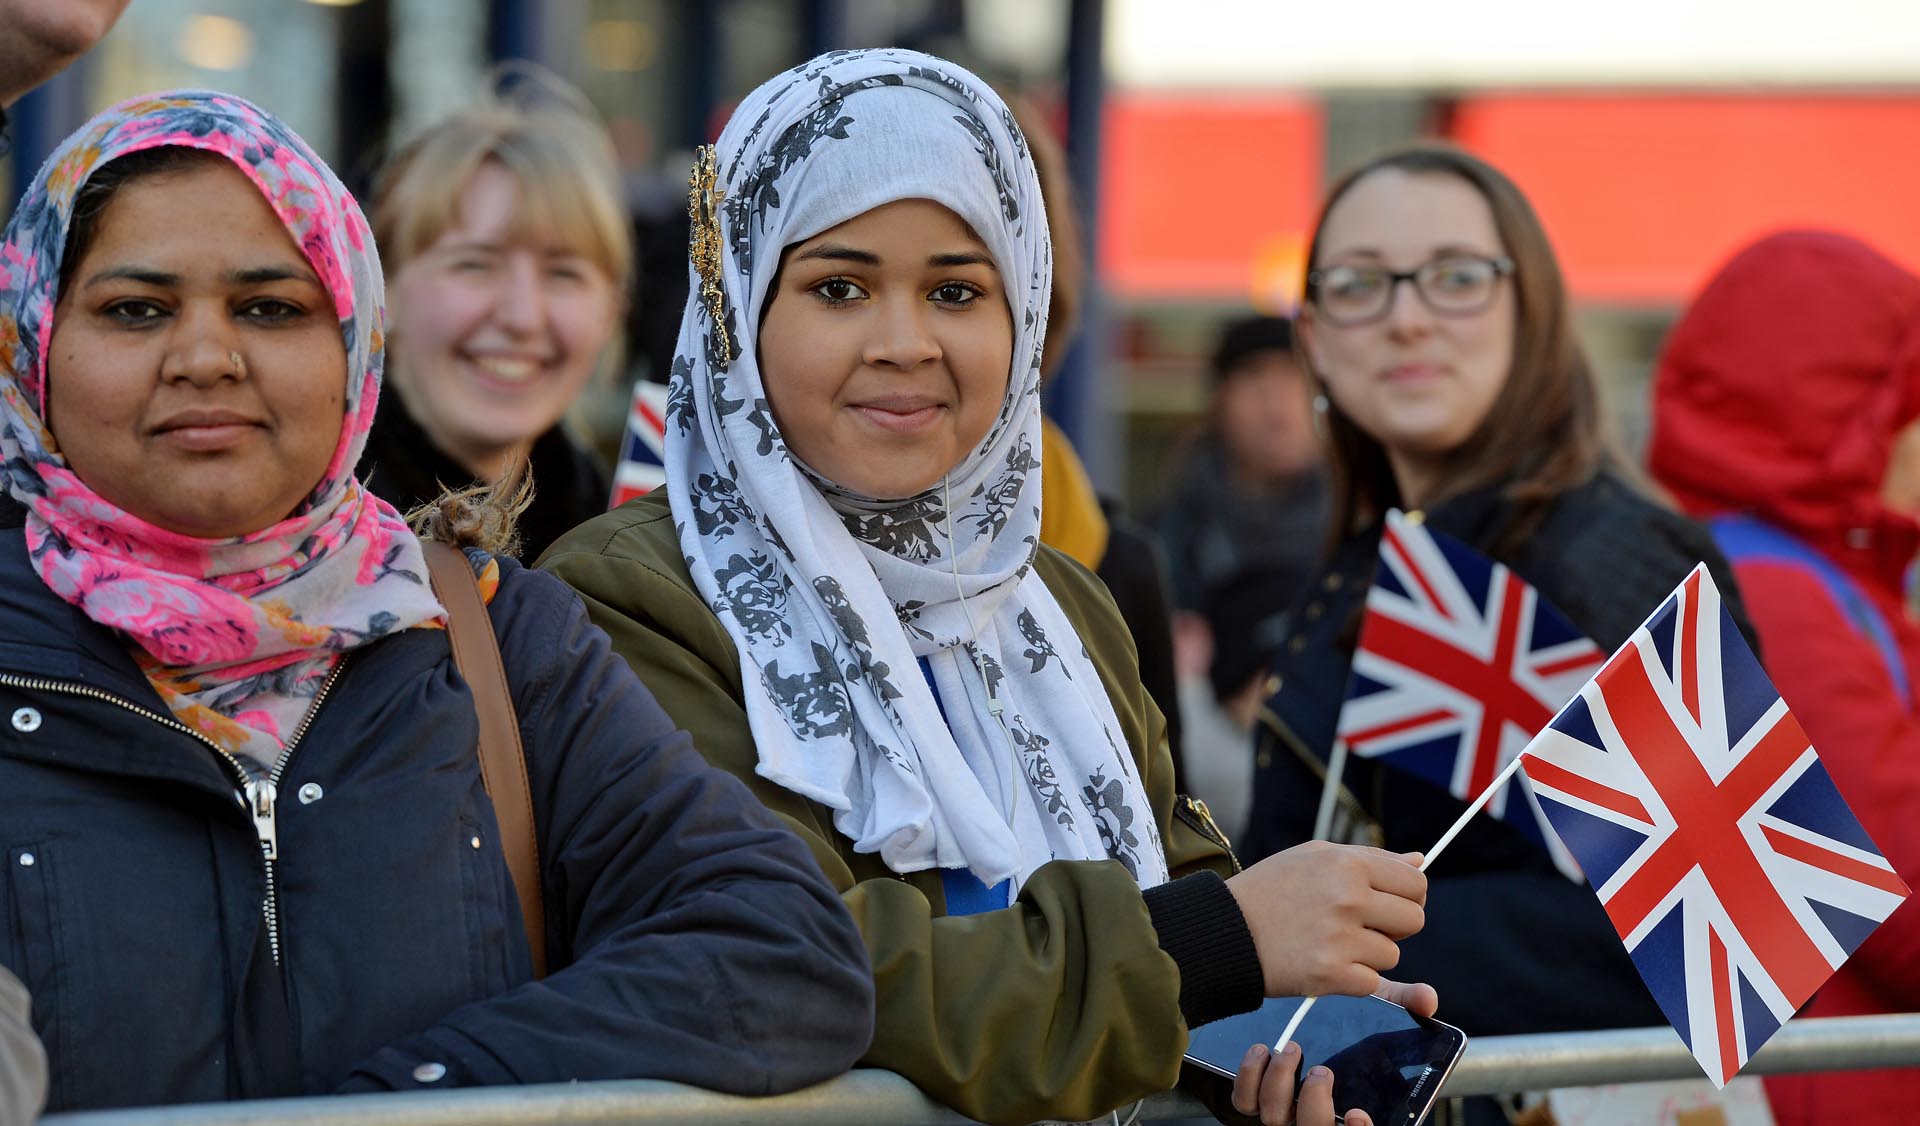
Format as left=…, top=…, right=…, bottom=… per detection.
left=1390, top=562, right=1910, bottom=1087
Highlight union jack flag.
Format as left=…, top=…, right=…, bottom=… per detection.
left=1525, top=564, right=1910, bottom=1086
left=610, top=379, right=671, bottom=508
left=1336, top=510, right=1604, bottom=879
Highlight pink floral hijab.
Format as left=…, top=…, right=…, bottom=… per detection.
left=0, top=91, right=445, bottom=775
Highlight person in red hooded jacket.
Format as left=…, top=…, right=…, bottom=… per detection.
left=1649, top=229, right=1920, bottom=1126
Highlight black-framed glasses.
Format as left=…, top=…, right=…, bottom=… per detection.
left=1307, top=254, right=1515, bottom=326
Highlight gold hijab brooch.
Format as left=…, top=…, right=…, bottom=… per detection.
left=688, top=144, right=733, bottom=367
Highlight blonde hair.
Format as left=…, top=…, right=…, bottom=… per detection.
left=372, top=65, right=632, bottom=290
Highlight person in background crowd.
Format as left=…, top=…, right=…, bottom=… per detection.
left=1239, top=143, right=1754, bottom=1051
left=543, top=49, right=1433, bottom=1126
left=1204, top=567, right=1310, bottom=735
left=1010, top=94, right=1188, bottom=782
left=0, top=967, right=44, bottom=1126
left=0, top=90, right=872, bottom=1113
left=1155, top=314, right=1329, bottom=613
left=1649, top=230, right=1920, bottom=1126
left=1156, top=315, right=1327, bottom=817
left=1179, top=564, right=1311, bottom=843
left=363, top=67, right=627, bottom=563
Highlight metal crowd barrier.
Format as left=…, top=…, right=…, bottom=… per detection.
left=41, top=1014, right=1920, bottom=1126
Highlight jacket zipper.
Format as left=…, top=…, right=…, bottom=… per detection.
left=252, top=660, right=346, bottom=964
left=0, top=661, right=347, bottom=964
left=1173, top=794, right=1242, bottom=873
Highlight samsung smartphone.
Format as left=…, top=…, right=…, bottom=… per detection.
left=1183, top=995, right=1467, bottom=1126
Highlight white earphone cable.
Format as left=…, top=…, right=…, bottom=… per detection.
left=942, top=472, right=1021, bottom=830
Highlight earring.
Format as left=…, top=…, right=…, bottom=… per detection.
left=1310, top=391, right=1331, bottom=441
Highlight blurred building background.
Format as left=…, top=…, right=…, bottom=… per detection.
left=8, top=0, right=1920, bottom=515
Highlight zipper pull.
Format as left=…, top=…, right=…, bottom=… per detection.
left=245, top=778, right=279, bottom=861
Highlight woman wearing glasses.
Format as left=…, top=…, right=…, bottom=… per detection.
left=1239, top=144, right=1752, bottom=1039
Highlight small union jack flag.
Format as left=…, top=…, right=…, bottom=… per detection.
left=1336, top=510, right=1605, bottom=879
left=1525, top=564, right=1910, bottom=1086
left=610, top=379, right=671, bottom=508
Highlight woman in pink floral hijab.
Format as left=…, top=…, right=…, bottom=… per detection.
left=0, top=90, right=873, bottom=1111
left=0, top=90, right=444, bottom=778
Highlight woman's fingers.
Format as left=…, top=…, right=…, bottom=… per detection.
left=1368, top=851, right=1429, bottom=901
left=1232, top=1043, right=1269, bottom=1116
left=1258, top=1041, right=1303, bottom=1126
left=1235, top=1045, right=1391, bottom=1126
left=1231, top=1041, right=1304, bottom=1123
left=1294, top=1064, right=1336, bottom=1126
left=1375, top=977, right=1440, bottom=1018
left=1363, top=888, right=1427, bottom=941
left=1352, top=927, right=1404, bottom=975
left=1227, top=841, right=1428, bottom=997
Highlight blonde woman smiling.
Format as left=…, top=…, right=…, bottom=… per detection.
left=364, top=72, right=628, bottom=561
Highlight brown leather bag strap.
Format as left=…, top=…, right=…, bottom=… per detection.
left=422, top=541, right=548, bottom=978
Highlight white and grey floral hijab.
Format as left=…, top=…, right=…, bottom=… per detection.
left=664, top=48, right=1167, bottom=891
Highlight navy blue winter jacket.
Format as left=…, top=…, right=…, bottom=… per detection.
left=0, top=500, right=874, bottom=1112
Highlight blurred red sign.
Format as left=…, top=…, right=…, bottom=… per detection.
left=1100, top=93, right=1321, bottom=306
left=1451, top=94, right=1920, bottom=305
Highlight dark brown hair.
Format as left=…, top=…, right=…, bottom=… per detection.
left=58, top=146, right=230, bottom=301
left=1006, top=96, right=1084, bottom=379
left=406, top=457, right=535, bottom=557
left=1302, top=143, right=1624, bottom=553
left=58, top=144, right=535, bottom=556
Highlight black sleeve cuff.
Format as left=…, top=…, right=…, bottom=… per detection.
left=1142, top=870, right=1264, bottom=1029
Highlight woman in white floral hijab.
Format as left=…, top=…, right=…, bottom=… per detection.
left=543, top=47, right=1433, bottom=1126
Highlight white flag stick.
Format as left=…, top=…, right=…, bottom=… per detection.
left=1272, top=995, right=1316, bottom=1054
left=1418, top=750, right=1531, bottom=873
left=1311, top=739, right=1351, bottom=842
left=1280, top=740, right=1354, bottom=1051
left=1274, top=746, right=1535, bottom=1052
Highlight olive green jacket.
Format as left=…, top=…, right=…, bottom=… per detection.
left=541, top=494, right=1240, bottom=1124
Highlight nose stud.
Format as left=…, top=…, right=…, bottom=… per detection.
left=229, top=350, right=247, bottom=377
